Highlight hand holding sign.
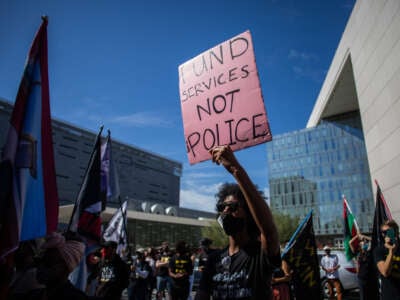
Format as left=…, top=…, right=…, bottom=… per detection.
left=179, top=30, right=272, bottom=164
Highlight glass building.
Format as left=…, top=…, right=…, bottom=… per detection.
left=267, top=120, right=374, bottom=238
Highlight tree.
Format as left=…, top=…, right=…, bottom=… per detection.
left=201, top=220, right=229, bottom=249
left=272, top=210, right=300, bottom=244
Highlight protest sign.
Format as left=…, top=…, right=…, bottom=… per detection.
left=179, top=30, right=272, bottom=164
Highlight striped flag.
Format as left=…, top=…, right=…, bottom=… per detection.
left=343, top=196, right=359, bottom=261
left=0, top=17, right=58, bottom=260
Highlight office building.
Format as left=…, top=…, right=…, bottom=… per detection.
left=267, top=120, right=374, bottom=242
left=308, top=0, right=400, bottom=221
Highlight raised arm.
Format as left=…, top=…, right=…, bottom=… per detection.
left=209, top=145, right=280, bottom=256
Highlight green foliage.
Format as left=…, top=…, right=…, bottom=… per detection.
left=272, top=210, right=300, bottom=244
left=201, top=220, right=229, bottom=249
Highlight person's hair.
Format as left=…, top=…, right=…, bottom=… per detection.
left=382, top=219, right=399, bottom=236
left=215, top=182, right=260, bottom=237
left=175, top=240, right=187, bottom=254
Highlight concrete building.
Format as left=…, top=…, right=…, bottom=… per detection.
left=307, top=0, right=400, bottom=222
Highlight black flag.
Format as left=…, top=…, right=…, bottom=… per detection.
left=281, top=211, right=321, bottom=300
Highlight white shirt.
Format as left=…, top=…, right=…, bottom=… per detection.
left=320, top=254, right=340, bottom=279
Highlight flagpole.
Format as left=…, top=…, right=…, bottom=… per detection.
left=66, top=125, right=104, bottom=233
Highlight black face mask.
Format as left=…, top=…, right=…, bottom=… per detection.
left=218, top=214, right=245, bottom=236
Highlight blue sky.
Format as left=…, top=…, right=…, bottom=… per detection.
left=0, top=0, right=355, bottom=213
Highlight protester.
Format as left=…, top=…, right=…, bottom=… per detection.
left=197, top=238, right=215, bottom=272
left=155, top=242, right=172, bottom=300
left=128, top=250, right=152, bottom=300
left=320, top=245, right=342, bottom=300
left=35, top=231, right=88, bottom=300
left=95, top=240, right=130, bottom=300
left=144, top=247, right=157, bottom=299
left=349, top=233, right=374, bottom=300
left=195, top=145, right=281, bottom=300
left=374, top=219, right=400, bottom=299
left=8, top=240, right=46, bottom=300
left=271, top=259, right=292, bottom=300
left=168, top=241, right=193, bottom=300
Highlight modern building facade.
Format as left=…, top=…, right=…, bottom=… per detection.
left=267, top=120, right=374, bottom=241
left=307, top=0, right=400, bottom=222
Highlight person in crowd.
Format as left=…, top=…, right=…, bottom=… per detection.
left=35, top=231, right=88, bottom=300
left=320, top=245, right=342, bottom=300
left=168, top=241, right=193, bottom=300
left=155, top=242, right=172, bottom=300
left=128, top=250, right=152, bottom=300
left=95, top=240, right=130, bottom=300
left=271, top=259, right=292, bottom=300
left=8, top=240, right=46, bottom=300
left=349, top=233, right=374, bottom=300
left=197, top=238, right=214, bottom=272
left=195, top=145, right=281, bottom=300
left=374, top=219, right=400, bottom=299
left=144, top=247, right=157, bottom=299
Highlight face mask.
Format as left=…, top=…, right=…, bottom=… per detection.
left=362, top=243, right=369, bottom=251
left=217, top=214, right=245, bottom=236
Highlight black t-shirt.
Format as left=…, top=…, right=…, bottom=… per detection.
left=169, top=253, right=193, bottom=287
left=357, top=250, right=373, bottom=280
left=198, top=240, right=279, bottom=300
left=157, top=252, right=171, bottom=277
left=374, top=245, right=400, bottom=300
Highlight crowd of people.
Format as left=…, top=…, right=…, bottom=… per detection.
left=7, top=234, right=216, bottom=300
left=3, top=145, right=400, bottom=300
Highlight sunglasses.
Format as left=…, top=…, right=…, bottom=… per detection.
left=217, top=201, right=240, bottom=213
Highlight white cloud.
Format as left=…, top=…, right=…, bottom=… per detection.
left=110, top=112, right=174, bottom=128
left=180, top=189, right=216, bottom=213
left=288, top=49, right=318, bottom=61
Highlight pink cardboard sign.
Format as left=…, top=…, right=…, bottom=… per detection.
left=179, top=30, right=272, bottom=165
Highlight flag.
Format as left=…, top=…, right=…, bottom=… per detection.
left=67, top=126, right=106, bottom=242
left=103, top=200, right=128, bottom=257
left=282, top=211, right=320, bottom=300
left=100, top=130, right=120, bottom=202
left=0, top=17, right=58, bottom=260
left=371, top=180, right=392, bottom=249
left=368, top=180, right=393, bottom=300
left=343, top=196, right=359, bottom=261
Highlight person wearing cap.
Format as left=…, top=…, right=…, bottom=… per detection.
left=320, top=245, right=342, bottom=300
left=195, top=145, right=280, bottom=300
left=35, top=232, right=88, bottom=300
left=95, top=240, right=130, bottom=299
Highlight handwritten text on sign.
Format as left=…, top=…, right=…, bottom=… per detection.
left=179, top=30, right=272, bottom=164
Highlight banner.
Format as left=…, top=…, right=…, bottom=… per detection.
left=0, top=17, right=58, bottom=260
left=281, top=211, right=320, bottom=300
left=179, top=30, right=272, bottom=164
